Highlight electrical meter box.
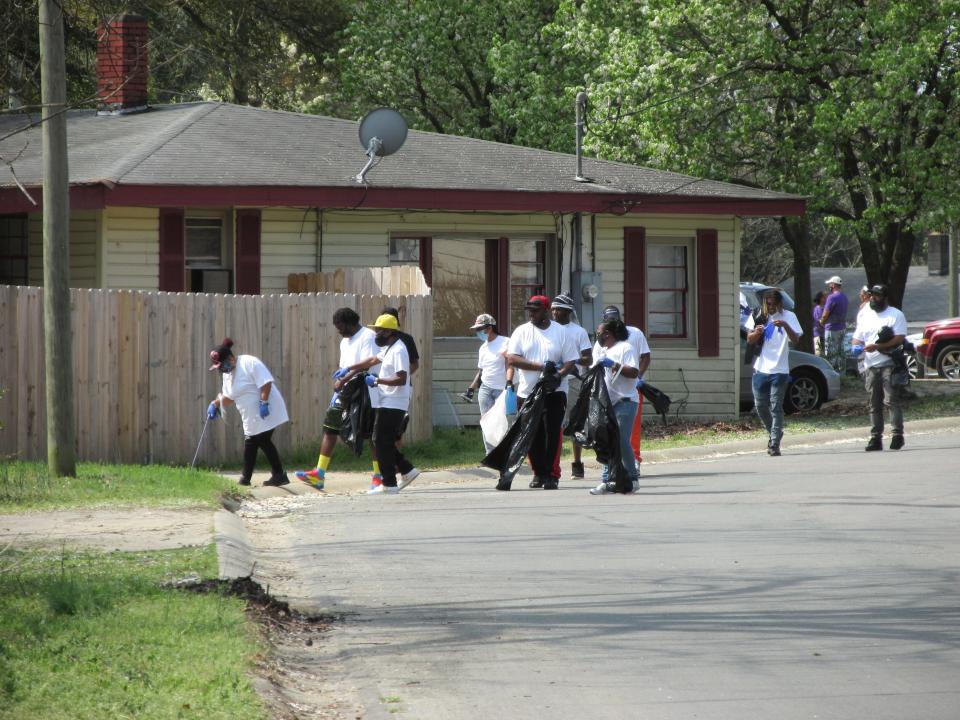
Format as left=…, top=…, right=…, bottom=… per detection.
left=572, top=271, right=603, bottom=338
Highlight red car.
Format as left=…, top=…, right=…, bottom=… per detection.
left=915, top=317, right=960, bottom=380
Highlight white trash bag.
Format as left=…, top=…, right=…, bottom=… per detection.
left=480, top=390, right=510, bottom=450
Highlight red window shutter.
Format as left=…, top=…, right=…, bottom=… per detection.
left=418, top=236, right=433, bottom=286
left=158, top=208, right=185, bottom=291
left=696, top=228, right=720, bottom=357
left=623, top=227, right=646, bottom=329
left=235, top=209, right=261, bottom=295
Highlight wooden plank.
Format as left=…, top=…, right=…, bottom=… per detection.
left=17, top=287, right=45, bottom=459
left=0, top=286, right=18, bottom=456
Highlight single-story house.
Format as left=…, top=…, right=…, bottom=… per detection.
left=0, top=16, right=805, bottom=423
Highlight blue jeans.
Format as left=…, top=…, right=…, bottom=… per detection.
left=478, top=385, right=503, bottom=453
left=752, top=372, right=789, bottom=447
left=600, top=399, right=639, bottom=484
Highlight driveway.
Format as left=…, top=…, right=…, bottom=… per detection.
left=228, top=426, right=960, bottom=719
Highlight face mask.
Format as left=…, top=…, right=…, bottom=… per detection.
left=476, top=330, right=487, bottom=341
left=375, top=333, right=390, bottom=347
left=219, top=360, right=234, bottom=374
left=869, top=298, right=886, bottom=311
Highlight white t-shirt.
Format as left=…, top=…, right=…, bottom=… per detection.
left=594, top=341, right=640, bottom=404
left=853, top=305, right=908, bottom=369
left=478, top=335, right=508, bottom=390
left=592, top=325, right=651, bottom=386
left=507, top=320, right=579, bottom=397
left=341, top=327, right=381, bottom=408
left=221, top=354, right=289, bottom=437
left=376, top=339, right=411, bottom=411
left=745, top=309, right=803, bottom=374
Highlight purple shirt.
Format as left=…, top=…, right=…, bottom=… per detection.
left=823, top=290, right=848, bottom=331
left=812, top=305, right=824, bottom=338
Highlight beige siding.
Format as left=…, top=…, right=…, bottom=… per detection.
left=26, top=210, right=101, bottom=288
left=103, top=206, right=159, bottom=290
left=434, top=350, right=484, bottom=426
left=259, top=207, right=319, bottom=293
left=593, top=214, right=740, bottom=420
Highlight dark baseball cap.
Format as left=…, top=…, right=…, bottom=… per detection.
left=869, top=284, right=888, bottom=296
left=602, top=305, right=621, bottom=319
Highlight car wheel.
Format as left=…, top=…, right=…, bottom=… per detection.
left=784, top=368, right=824, bottom=413
left=905, top=349, right=923, bottom=380
left=935, top=343, right=960, bottom=380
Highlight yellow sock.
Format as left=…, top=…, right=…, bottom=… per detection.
left=372, top=460, right=380, bottom=476
left=317, top=454, right=331, bottom=472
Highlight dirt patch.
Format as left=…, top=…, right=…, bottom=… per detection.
left=181, top=576, right=363, bottom=720
left=0, top=507, right=215, bottom=551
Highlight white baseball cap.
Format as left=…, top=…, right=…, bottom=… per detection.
left=825, top=275, right=843, bottom=285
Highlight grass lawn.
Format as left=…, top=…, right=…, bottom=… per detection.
left=0, top=462, right=246, bottom=513
left=0, top=544, right=266, bottom=720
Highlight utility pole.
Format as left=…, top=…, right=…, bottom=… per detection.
left=39, top=0, right=76, bottom=476
left=949, top=222, right=958, bottom=318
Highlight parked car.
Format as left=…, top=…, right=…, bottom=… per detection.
left=915, top=317, right=960, bottom=380
left=739, top=283, right=841, bottom=412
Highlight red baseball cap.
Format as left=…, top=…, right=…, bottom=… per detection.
left=525, top=294, right=551, bottom=309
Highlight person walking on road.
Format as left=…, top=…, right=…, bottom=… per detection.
left=820, top=275, right=849, bottom=372
left=295, top=307, right=381, bottom=490
left=207, top=338, right=290, bottom=487
left=588, top=318, right=641, bottom=495
left=550, top=293, right=593, bottom=479
left=851, top=284, right=908, bottom=452
left=506, top=295, right=579, bottom=490
left=461, top=313, right=508, bottom=454
left=744, top=289, right=802, bottom=456
left=341, top=313, right=420, bottom=494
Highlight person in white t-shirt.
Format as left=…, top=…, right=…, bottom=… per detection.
left=598, top=305, right=651, bottom=465
left=744, top=288, right=803, bottom=456
left=461, top=313, right=508, bottom=453
left=294, top=307, right=381, bottom=490
left=206, top=338, right=290, bottom=487
left=851, top=284, right=908, bottom=451
left=588, top=318, right=641, bottom=495
left=504, top=295, right=579, bottom=490
left=551, top=294, right=594, bottom=479
left=342, top=313, right=419, bottom=494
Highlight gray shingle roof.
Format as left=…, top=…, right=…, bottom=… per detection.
left=1, top=102, right=802, bottom=203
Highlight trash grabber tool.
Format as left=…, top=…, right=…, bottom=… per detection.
left=191, top=416, right=211, bottom=470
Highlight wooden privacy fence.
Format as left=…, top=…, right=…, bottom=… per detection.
left=0, top=285, right=432, bottom=466
left=288, top=266, right=430, bottom=296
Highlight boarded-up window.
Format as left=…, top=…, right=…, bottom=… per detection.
left=0, top=214, right=28, bottom=285
left=158, top=208, right=185, bottom=292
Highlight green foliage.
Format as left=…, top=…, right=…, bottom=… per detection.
left=0, top=461, right=245, bottom=512
left=0, top=545, right=265, bottom=720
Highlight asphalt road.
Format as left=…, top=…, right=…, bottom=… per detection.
left=244, top=428, right=960, bottom=719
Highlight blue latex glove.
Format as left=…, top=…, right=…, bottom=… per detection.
left=599, top=357, right=615, bottom=368
left=332, top=367, right=349, bottom=380
left=850, top=344, right=864, bottom=356
left=364, top=374, right=378, bottom=387
left=329, top=391, right=340, bottom=407
left=636, top=378, right=645, bottom=389
left=207, top=402, right=219, bottom=420
left=504, top=385, right=518, bottom=415
left=763, top=322, right=778, bottom=341
left=259, top=401, right=270, bottom=418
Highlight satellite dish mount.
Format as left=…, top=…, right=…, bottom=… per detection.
left=354, top=108, right=408, bottom=184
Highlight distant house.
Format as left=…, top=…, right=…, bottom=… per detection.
left=0, top=15, right=805, bottom=422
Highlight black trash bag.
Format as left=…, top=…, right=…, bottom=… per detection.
left=338, top=373, right=374, bottom=457
left=639, top=382, right=672, bottom=422
left=481, top=369, right=561, bottom=488
left=563, top=365, right=631, bottom=493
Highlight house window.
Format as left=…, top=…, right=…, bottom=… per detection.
left=509, top=239, right=546, bottom=331
left=185, top=216, right=231, bottom=292
left=389, top=237, right=420, bottom=264
left=0, top=214, right=28, bottom=286
left=646, top=240, right=690, bottom=338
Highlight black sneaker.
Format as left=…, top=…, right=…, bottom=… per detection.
left=543, top=479, right=559, bottom=490
left=767, top=445, right=781, bottom=456
left=495, top=477, right=512, bottom=491
left=238, top=477, right=252, bottom=486
left=529, top=476, right=545, bottom=489
left=263, top=474, right=290, bottom=487
left=865, top=437, right=883, bottom=452
left=571, top=461, right=585, bottom=479
left=890, top=435, right=904, bottom=450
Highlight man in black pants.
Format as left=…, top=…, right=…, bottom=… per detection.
left=505, top=295, right=578, bottom=489
left=342, top=313, right=419, bottom=494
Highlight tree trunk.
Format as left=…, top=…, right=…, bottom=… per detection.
left=780, top=215, right=814, bottom=354
left=885, top=221, right=915, bottom=310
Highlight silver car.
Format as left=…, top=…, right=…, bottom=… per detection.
left=739, top=283, right=842, bottom=412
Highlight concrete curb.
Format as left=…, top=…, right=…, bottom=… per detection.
left=214, top=509, right=255, bottom=580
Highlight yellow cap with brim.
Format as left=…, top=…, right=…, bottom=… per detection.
left=368, top=313, right=400, bottom=330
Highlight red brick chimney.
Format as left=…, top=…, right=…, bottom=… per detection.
left=97, top=15, right=149, bottom=114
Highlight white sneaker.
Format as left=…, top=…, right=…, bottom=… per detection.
left=398, top=467, right=421, bottom=490
left=631, top=479, right=640, bottom=493
left=367, top=484, right=399, bottom=495
left=589, top=482, right=615, bottom=496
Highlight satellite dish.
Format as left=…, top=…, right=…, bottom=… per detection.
left=354, top=108, right=408, bottom=184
